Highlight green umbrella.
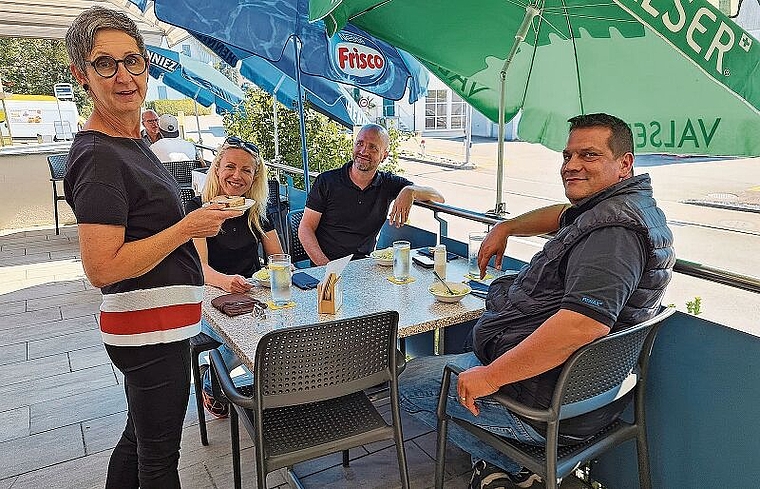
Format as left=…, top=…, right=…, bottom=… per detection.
left=311, top=0, right=760, bottom=212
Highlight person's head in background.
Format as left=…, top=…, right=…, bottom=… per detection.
left=141, top=109, right=161, bottom=142
left=202, top=137, right=268, bottom=234
left=66, top=6, right=148, bottom=135
left=158, top=114, right=180, bottom=138
left=562, top=113, right=634, bottom=204
left=352, top=123, right=390, bottom=174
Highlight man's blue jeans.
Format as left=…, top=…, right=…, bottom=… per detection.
left=201, top=320, right=251, bottom=394
left=399, top=352, right=545, bottom=473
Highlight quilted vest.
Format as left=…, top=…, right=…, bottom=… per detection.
left=508, top=173, right=675, bottom=329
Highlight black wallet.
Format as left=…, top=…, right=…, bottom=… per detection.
left=292, top=272, right=320, bottom=290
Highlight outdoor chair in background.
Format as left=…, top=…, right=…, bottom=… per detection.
left=266, top=178, right=289, bottom=250
left=286, top=209, right=309, bottom=267
left=46, top=153, right=68, bottom=235
left=434, top=306, right=677, bottom=489
left=162, top=159, right=203, bottom=187
left=178, top=187, right=197, bottom=210
left=209, top=310, right=410, bottom=489
left=190, top=332, right=222, bottom=446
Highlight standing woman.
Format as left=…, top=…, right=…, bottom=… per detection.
left=185, top=138, right=284, bottom=416
left=64, top=7, right=240, bottom=488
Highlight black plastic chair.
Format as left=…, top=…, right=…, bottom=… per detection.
left=434, top=306, right=677, bottom=489
left=190, top=332, right=222, bottom=446
left=162, top=160, right=202, bottom=187
left=266, top=178, right=289, bottom=250
left=210, top=310, right=410, bottom=489
left=286, top=209, right=309, bottom=266
left=46, top=153, right=68, bottom=235
left=178, top=187, right=197, bottom=210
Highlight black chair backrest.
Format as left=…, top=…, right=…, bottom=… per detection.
left=179, top=188, right=196, bottom=210
left=553, top=306, right=676, bottom=416
left=286, top=209, right=308, bottom=264
left=47, top=153, right=68, bottom=181
left=162, top=160, right=201, bottom=187
left=266, top=179, right=281, bottom=210
left=255, top=311, right=399, bottom=409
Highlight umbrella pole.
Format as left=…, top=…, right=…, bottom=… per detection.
left=293, top=37, right=310, bottom=193
left=194, top=100, right=203, bottom=145
left=272, top=75, right=286, bottom=161
left=493, top=5, right=540, bottom=217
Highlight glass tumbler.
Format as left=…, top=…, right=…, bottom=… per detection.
left=392, top=240, right=411, bottom=281
left=268, top=253, right=292, bottom=305
left=468, top=232, right=487, bottom=276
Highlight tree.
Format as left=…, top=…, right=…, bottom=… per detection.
left=0, top=38, right=92, bottom=116
left=223, top=87, right=408, bottom=188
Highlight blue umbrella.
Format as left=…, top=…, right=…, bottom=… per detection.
left=153, top=0, right=429, bottom=190
left=146, top=45, right=244, bottom=116
left=191, top=33, right=364, bottom=129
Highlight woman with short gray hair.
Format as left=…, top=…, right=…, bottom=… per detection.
left=64, top=6, right=239, bottom=488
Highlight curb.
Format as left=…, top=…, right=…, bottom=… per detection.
left=400, top=153, right=477, bottom=170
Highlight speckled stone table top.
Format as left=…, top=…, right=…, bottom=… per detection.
left=202, top=252, right=510, bottom=369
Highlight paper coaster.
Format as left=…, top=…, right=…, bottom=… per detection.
left=464, top=272, right=494, bottom=281
left=386, top=276, right=416, bottom=285
left=266, top=300, right=296, bottom=310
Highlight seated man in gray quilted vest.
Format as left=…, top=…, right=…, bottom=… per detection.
left=399, top=113, right=675, bottom=489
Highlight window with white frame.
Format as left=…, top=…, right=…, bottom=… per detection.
left=426, top=89, right=466, bottom=130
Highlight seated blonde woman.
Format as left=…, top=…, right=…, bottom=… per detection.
left=185, top=136, right=284, bottom=417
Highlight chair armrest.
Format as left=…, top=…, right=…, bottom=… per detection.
left=489, top=391, right=553, bottom=422
left=437, top=363, right=552, bottom=422
left=209, top=349, right=255, bottom=410
left=436, top=363, right=465, bottom=419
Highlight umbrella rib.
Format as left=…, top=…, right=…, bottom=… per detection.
left=560, top=0, right=584, bottom=115
left=347, top=0, right=395, bottom=22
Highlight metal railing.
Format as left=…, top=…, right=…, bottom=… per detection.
left=245, top=159, right=760, bottom=295
left=415, top=201, right=760, bottom=295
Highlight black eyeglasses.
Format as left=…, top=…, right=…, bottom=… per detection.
left=224, top=136, right=259, bottom=155
left=88, top=54, right=148, bottom=78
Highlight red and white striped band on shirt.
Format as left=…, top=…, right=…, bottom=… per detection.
left=99, top=284, right=203, bottom=346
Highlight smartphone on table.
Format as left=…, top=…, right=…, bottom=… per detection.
left=292, top=271, right=320, bottom=290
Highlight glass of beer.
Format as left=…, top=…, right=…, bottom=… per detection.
left=393, top=241, right=411, bottom=281
left=268, top=254, right=292, bottom=306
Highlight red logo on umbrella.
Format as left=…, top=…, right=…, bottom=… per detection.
left=335, top=42, right=385, bottom=77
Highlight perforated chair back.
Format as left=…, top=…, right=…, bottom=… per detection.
left=286, top=209, right=309, bottom=265
left=255, top=311, right=398, bottom=409
left=266, top=179, right=288, bottom=249
left=46, top=153, right=69, bottom=235
left=162, top=160, right=201, bottom=187
left=179, top=187, right=197, bottom=210
left=211, top=311, right=409, bottom=488
left=47, top=153, right=68, bottom=180
left=434, top=306, right=677, bottom=489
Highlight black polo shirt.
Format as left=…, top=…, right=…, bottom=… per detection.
left=306, top=161, right=412, bottom=260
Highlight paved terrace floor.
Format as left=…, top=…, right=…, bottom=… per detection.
left=0, top=226, right=591, bottom=489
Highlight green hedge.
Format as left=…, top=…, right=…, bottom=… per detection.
left=145, top=98, right=212, bottom=117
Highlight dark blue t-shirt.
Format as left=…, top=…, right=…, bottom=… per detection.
left=305, top=162, right=412, bottom=260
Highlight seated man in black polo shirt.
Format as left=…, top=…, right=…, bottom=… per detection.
left=299, top=123, right=444, bottom=265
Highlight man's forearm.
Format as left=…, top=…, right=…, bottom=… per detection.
left=298, top=227, right=329, bottom=265
left=484, top=309, right=609, bottom=387
left=501, top=203, right=569, bottom=237
left=407, top=185, right=444, bottom=203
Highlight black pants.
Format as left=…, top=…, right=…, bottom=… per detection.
left=105, top=340, right=191, bottom=489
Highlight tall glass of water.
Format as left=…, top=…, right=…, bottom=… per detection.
left=268, top=254, right=292, bottom=305
left=393, top=240, right=411, bottom=281
left=468, top=232, right=487, bottom=276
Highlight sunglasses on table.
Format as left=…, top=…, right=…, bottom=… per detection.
left=224, top=136, right=260, bottom=155
left=88, top=53, right=148, bottom=78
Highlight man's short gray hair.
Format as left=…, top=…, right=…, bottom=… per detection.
left=65, top=6, right=146, bottom=74
left=358, top=123, right=390, bottom=149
